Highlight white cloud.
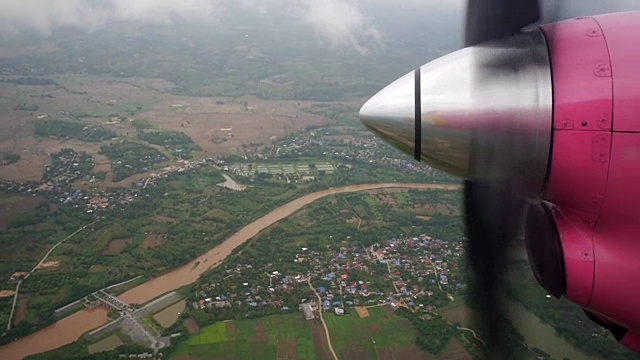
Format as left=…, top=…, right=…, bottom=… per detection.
left=0, top=0, right=457, bottom=55
left=235, top=0, right=383, bottom=55
left=0, top=0, right=221, bottom=35
left=305, top=0, right=381, bottom=55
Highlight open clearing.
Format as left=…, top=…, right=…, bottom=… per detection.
left=309, top=321, right=334, bottom=360
left=153, top=300, right=186, bottom=328
left=172, top=313, right=316, bottom=359
left=440, top=303, right=473, bottom=328
left=87, top=334, right=123, bottom=354
left=438, top=338, right=472, bottom=360
left=0, top=290, right=15, bottom=298
left=142, top=233, right=164, bottom=249
left=0, top=194, right=49, bottom=231
left=277, top=338, right=297, bottom=360
left=354, top=307, right=370, bottom=318
left=14, top=295, right=29, bottom=325
left=324, top=305, right=428, bottom=360
left=153, top=215, right=176, bottom=223
left=325, top=306, right=472, bottom=360
left=184, top=317, right=200, bottom=335
left=184, top=321, right=229, bottom=345
left=37, top=260, right=60, bottom=270
left=0, top=75, right=328, bottom=185
left=102, top=238, right=131, bottom=256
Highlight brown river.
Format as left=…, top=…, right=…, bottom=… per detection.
left=0, top=182, right=460, bottom=360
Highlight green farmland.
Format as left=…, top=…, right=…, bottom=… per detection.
left=325, top=305, right=425, bottom=359
left=171, top=313, right=316, bottom=359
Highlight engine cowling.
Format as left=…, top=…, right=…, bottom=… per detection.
left=360, top=10, right=640, bottom=351
left=540, top=12, right=640, bottom=351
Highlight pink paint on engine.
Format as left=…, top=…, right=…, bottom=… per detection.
left=594, top=13, right=640, bottom=132
left=542, top=11, right=640, bottom=347
left=540, top=16, right=612, bottom=304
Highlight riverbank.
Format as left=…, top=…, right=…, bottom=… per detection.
left=0, top=182, right=460, bottom=360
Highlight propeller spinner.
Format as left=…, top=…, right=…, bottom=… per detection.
left=360, top=28, right=553, bottom=195
left=359, top=1, right=551, bottom=356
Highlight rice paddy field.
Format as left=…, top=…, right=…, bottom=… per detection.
left=324, top=305, right=427, bottom=360
left=170, top=313, right=316, bottom=359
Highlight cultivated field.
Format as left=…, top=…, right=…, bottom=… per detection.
left=183, top=317, right=200, bottom=335
left=0, top=75, right=328, bottom=186
left=142, top=233, right=164, bottom=249
left=171, top=314, right=316, bottom=359
left=102, top=239, right=131, bottom=256
left=0, top=194, right=50, bottom=231
left=324, top=305, right=424, bottom=360
left=153, top=300, right=186, bottom=328
left=87, top=334, right=123, bottom=354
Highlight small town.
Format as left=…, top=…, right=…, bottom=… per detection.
left=191, top=234, right=466, bottom=319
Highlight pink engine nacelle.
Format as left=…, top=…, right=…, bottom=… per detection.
left=541, top=12, right=640, bottom=350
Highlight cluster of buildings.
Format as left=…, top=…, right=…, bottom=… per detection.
left=43, top=148, right=95, bottom=183
left=190, top=234, right=467, bottom=319
left=0, top=157, right=215, bottom=215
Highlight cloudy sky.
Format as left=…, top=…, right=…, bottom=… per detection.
left=0, top=0, right=464, bottom=54
left=0, top=0, right=638, bottom=54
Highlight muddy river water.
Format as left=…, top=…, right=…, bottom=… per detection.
left=0, top=182, right=460, bottom=359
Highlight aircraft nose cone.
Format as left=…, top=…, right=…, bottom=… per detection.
left=359, top=28, right=553, bottom=194
left=360, top=70, right=417, bottom=160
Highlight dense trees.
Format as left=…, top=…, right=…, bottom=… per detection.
left=99, top=141, right=168, bottom=181
left=0, top=151, right=20, bottom=165
left=136, top=130, right=202, bottom=159
left=34, top=120, right=116, bottom=142
left=396, top=308, right=454, bottom=354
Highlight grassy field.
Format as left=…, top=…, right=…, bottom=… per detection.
left=87, top=334, right=123, bottom=354
left=324, top=305, right=422, bottom=359
left=153, top=300, right=186, bottom=328
left=171, top=313, right=316, bottom=359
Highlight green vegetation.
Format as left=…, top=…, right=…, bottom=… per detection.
left=99, top=141, right=168, bottom=181
left=43, top=149, right=94, bottom=182
left=0, top=150, right=462, bottom=346
left=23, top=332, right=148, bottom=360
left=171, top=314, right=316, bottom=359
left=508, top=259, right=640, bottom=360
left=395, top=308, right=454, bottom=354
left=1, top=151, right=20, bottom=165
left=13, top=103, right=39, bottom=111
left=183, top=321, right=228, bottom=345
left=34, top=120, right=116, bottom=142
left=131, top=119, right=153, bottom=130
left=325, top=306, right=418, bottom=358
left=118, top=103, right=143, bottom=116
left=137, top=130, right=202, bottom=159
left=179, top=187, right=465, bottom=355
left=90, top=171, right=107, bottom=181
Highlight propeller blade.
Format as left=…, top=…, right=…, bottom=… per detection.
left=465, top=0, right=541, bottom=46
left=464, top=178, right=524, bottom=357
left=463, top=2, right=545, bottom=355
